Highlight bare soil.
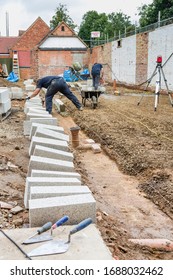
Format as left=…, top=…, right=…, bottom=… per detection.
left=0, top=77, right=173, bottom=260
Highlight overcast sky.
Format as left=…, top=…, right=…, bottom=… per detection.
left=0, top=0, right=153, bottom=36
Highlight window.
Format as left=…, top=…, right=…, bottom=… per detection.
left=61, top=26, right=65, bottom=31
left=117, top=40, right=122, bottom=48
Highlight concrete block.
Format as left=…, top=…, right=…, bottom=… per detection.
left=29, top=136, right=69, bottom=156
left=30, top=123, right=64, bottom=139
left=10, top=87, right=23, bottom=99
left=30, top=185, right=91, bottom=199
left=34, top=127, right=69, bottom=142
left=53, top=98, right=65, bottom=112
left=24, top=177, right=81, bottom=208
left=27, top=108, right=47, bottom=114
left=24, top=106, right=45, bottom=114
left=0, top=88, right=10, bottom=102
left=33, top=145, right=73, bottom=161
left=24, top=103, right=43, bottom=114
left=23, top=118, right=58, bottom=136
left=92, top=143, right=101, bottom=153
left=28, top=156, right=74, bottom=176
left=29, top=193, right=96, bottom=226
left=31, top=170, right=81, bottom=181
left=26, top=112, right=51, bottom=120
left=0, top=99, right=11, bottom=114
left=25, top=84, right=36, bottom=91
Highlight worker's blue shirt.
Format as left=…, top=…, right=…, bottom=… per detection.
left=36, top=76, right=63, bottom=89
left=91, top=63, right=103, bottom=76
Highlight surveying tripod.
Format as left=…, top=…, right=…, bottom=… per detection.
left=137, top=56, right=173, bottom=111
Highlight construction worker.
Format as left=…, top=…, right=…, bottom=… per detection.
left=91, top=63, right=104, bottom=90
left=25, top=76, right=83, bottom=113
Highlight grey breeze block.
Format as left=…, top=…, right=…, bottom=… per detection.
left=27, top=156, right=74, bottom=177
left=30, top=123, right=64, bottom=139
left=24, top=177, right=81, bottom=209
left=29, top=136, right=69, bottom=156
left=31, top=170, right=81, bottom=181
left=23, top=118, right=58, bottom=136
left=34, top=126, right=69, bottom=142
left=30, top=185, right=91, bottom=199
left=33, top=145, right=73, bottom=161
left=29, top=193, right=96, bottom=227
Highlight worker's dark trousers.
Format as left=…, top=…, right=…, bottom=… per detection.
left=45, top=78, right=82, bottom=113
left=92, top=74, right=100, bottom=90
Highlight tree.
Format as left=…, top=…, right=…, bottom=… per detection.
left=50, top=3, right=77, bottom=30
left=138, top=0, right=173, bottom=27
left=78, top=11, right=135, bottom=46
left=78, top=11, right=109, bottom=45
left=107, top=12, right=135, bottom=38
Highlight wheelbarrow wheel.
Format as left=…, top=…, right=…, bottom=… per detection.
left=91, top=96, right=97, bottom=109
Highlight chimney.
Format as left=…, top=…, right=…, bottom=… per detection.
left=6, top=11, right=9, bottom=37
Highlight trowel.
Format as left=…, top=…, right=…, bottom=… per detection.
left=28, top=217, right=93, bottom=257
left=22, top=216, right=69, bottom=245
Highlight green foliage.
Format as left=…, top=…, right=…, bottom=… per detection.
left=138, top=0, right=173, bottom=27
left=50, top=3, right=77, bottom=30
left=78, top=10, right=135, bottom=45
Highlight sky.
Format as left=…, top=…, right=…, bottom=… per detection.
left=0, top=0, right=153, bottom=36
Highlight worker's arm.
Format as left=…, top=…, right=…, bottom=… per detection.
left=100, top=68, right=104, bottom=78
left=26, top=88, right=41, bottom=100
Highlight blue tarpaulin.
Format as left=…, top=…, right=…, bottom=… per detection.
left=6, top=72, right=19, bottom=82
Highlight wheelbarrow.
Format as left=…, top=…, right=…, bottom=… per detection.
left=81, top=89, right=102, bottom=109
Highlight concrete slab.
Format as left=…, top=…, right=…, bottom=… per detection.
left=27, top=156, right=74, bottom=176
left=29, top=193, right=96, bottom=226
left=30, top=123, right=64, bottom=139
left=0, top=225, right=113, bottom=259
left=26, top=112, right=52, bottom=120
left=31, top=170, right=81, bottom=180
left=24, top=177, right=81, bottom=208
left=30, top=185, right=91, bottom=199
left=33, top=145, right=73, bottom=161
left=34, top=127, right=69, bottom=142
left=29, top=136, right=69, bottom=156
left=23, top=118, right=58, bottom=136
left=24, top=104, right=44, bottom=114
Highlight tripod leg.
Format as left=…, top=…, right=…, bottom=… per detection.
left=137, top=66, right=157, bottom=106
left=154, top=69, right=161, bottom=111
left=160, top=67, right=173, bottom=107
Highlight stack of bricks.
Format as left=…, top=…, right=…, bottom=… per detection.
left=24, top=95, right=96, bottom=227
left=0, top=87, right=11, bottom=119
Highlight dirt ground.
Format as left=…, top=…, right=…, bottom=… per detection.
left=0, top=77, right=173, bottom=260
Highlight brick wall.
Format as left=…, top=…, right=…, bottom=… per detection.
left=136, top=33, right=148, bottom=85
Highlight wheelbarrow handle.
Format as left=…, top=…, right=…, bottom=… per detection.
left=70, top=218, right=93, bottom=235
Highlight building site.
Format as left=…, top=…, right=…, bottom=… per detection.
left=0, top=8, right=173, bottom=263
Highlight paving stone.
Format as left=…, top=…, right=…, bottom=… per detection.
left=23, top=118, right=58, bottom=136
left=26, top=112, right=52, bottom=120
left=29, top=136, right=69, bottom=156
left=29, top=193, right=96, bottom=226
left=30, top=185, right=91, bottom=199
left=31, top=170, right=81, bottom=180
left=24, top=177, right=81, bottom=208
left=33, top=145, right=73, bottom=161
left=28, top=155, right=74, bottom=176
left=34, top=127, right=69, bottom=142
left=30, top=123, right=64, bottom=139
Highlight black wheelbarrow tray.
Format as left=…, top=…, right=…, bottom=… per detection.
left=81, top=89, right=102, bottom=109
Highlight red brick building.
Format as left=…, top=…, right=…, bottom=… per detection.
left=0, top=17, right=88, bottom=80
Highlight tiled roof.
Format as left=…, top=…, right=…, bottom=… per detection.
left=0, top=37, right=19, bottom=53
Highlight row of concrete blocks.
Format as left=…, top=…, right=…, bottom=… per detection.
left=24, top=96, right=96, bottom=227
left=0, top=87, right=11, bottom=114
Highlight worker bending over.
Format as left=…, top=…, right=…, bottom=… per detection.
left=91, top=63, right=104, bottom=90
left=26, top=76, right=83, bottom=113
